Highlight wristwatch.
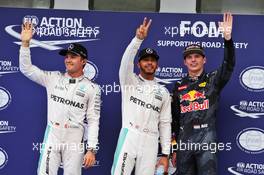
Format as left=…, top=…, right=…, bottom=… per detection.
left=87, top=147, right=98, bottom=154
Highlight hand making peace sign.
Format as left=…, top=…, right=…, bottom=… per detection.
left=136, top=17, right=152, bottom=40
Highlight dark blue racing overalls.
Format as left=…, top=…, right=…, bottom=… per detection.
left=172, top=39, right=235, bottom=175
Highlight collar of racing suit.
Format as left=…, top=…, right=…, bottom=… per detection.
left=64, top=73, right=85, bottom=83
left=138, top=74, right=157, bottom=84
left=187, top=71, right=206, bottom=81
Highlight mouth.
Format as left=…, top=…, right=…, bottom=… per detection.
left=66, top=63, right=74, bottom=67
left=65, top=64, right=75, bottom=71
left=144, top=65, right=154, bottom=70
left=190, top=63, right=198, bottom=68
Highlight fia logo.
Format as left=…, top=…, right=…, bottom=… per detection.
left=0, top=87, right=12, bottom=111
left=83, top=61, right=99, bottom=81
left=0, top=147, right=8, bottom=169
left=23, top=15, right=39, bottom=27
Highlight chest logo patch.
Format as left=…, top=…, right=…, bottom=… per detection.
left=180, top=90, right=209, bottom=113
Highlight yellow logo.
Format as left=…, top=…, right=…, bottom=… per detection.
left=199, top=82, right=206, bottom=87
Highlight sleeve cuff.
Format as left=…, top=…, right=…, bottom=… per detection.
left=224, top=38, right=233, bottom=44
left=20, top=46, right=30, bottom=52
left=132, top=37, right=144, bottom=45
left=162, top=149, right=170, bottom=155
left=160, top=153, right=169, bottom=157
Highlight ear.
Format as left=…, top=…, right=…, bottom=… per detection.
left=183, top=59, right=187, bottom=66
left=155, top=63, right=158, bottom=70
left=137, top=62, right=140, bottom=69
left=203, top=57, right=206, bottom=64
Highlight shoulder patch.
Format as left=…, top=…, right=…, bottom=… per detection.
left=178, top=85, right=187, bottom=91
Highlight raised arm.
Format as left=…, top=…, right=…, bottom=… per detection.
left=19, top=22, right=53, bottom=87
left=119, top=17, right=152, bottom=85
left=215, top=13, right=235, bottom=91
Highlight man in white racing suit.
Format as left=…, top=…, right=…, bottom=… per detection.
left=111, top=18, right=172, bottom=175
left=19, top=22, right=101, bottom=175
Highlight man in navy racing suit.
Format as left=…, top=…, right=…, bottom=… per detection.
left=171, top=13, right=235, bottom=175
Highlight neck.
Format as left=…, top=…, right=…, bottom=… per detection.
left=188, top=68, right=204, bottom=78
left=140, top=72, right=155, bottom=80
left=67, top=71, right=83, bottom=78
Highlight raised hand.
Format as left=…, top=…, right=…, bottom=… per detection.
left=219, top=13, right=233, bottom=40
left=136, top=17, right=152, bottom=40
left=21, top=22, right=34, bottom=47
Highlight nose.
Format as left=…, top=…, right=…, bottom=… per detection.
left=146, top=59, right=156, bottom=64
left=146, top=60, right=153, bottom=64
left=190, top=56, right=197, bottom=62
left=65, top=56, right=72, bottom=62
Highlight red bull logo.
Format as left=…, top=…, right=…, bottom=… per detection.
left=180, top=90, right=206, bottom=102
left=180, top=90, right=209, bottom=113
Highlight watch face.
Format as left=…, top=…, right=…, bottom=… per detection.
left=87, top=148, right=97, bottom=154
left=91, top=149, right=97, bottom=154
